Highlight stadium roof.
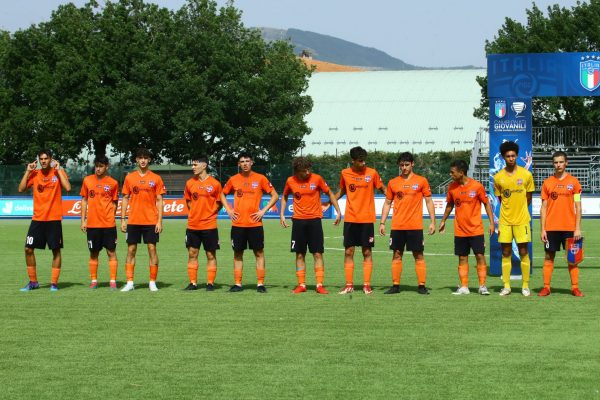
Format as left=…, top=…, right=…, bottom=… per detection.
left=302, top=69, right=487, bottom=155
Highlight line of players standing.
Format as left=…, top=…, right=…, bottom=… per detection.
left=18, top=144, right=584, bottom=297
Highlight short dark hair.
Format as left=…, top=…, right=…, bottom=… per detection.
left=552, top=151, right=568, bottom=161
left=450, top=159, right=468, bottom=174
left=238, top=152, right=252, bottom=161
left=349, top=146, right=367, bottom=160
left=397, top=152, right=414, bottom=164
left=191, top=155, right=209, bottom=165
left=94, top=156, right=110, bottom=166
left=135, top=148, right=152, bottom=159
left=293, top=157, right=312, bottom=172
left=499, top=141, right=519, bottom=156
left=38, top=149, right=52, bottom=159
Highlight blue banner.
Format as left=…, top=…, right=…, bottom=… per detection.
left=488, top=52, right=600, bottom=97
left=488, top=97, right=533, bottom=276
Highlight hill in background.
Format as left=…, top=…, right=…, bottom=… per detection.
left=259, top=27, right=479, bottom=70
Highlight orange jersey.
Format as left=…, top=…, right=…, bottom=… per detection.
left=184, top=175, right=222, bottom=230
left=541, top=174, right=582, bottom=231
left=446, top=178, right=488, bottom=237
left=80, top=175, right=119, bottom=228
left=122, top=170, right=166, bottom=225
left=26, top=169, right=66, bottom=221
left=386, top=174, right=432, bottom=230
left=222, top=172, right=273, bottom=227
left=339, top=167, right=383, bottom=223
left=283, top=173, right=330, bottom=219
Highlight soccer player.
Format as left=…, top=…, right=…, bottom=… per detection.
left=220, top=152, right=279, bottom=293
left=493, top=141, right=535, bottom=296
left=183, top=155, right=222, bottom=291
left=80, top=156, right=119, bottom=289
left=439, top=160, right=495, bottom=295
left=539, top=151, right=584, bottom=297
left=18, top=149, right=71, bottom=291
left=120, top=148, right=166, bottom=292
left=280, top=157, right=341, bottom=294
left=379, top=152, right=435, bottom=295
left=335, top=146, right=385, bottom=295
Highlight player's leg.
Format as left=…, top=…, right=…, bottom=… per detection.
left=88, top=250, right=100, bottom=289
left=453, top=236, right=470, bottom=294
left=253, top=248, right=266, bottom=293
left=385, top=249, right=403, bottom=294
left=147, top=243, right=159, bottom=291
left=539, top=247, right=556, bottom=296
left=306, top=219, right=326, bottom=293
left=498, top=224, right=514, bottom=295
left=22, top=221, right=43, bottom=290
left=516, top=242, right=531, bottom=296
left=474, top=252, right=489, bottom=295
left=313, top=252, right=328, bottom=294
left=564, top=232, right=583, bottom=296
left=205, top=250, right=217, bottom=291
left=361, top=246, right=373, bottom=294
left=340, top=222, right=356, bottom=293
left=291, top=220, right=308, bottom=292
left=413, top=251, right=429, bottom=295
left=293, top=252, right=307, bottom=293
left=48, top=222, right=64, bottom=291
left=185, top=245, right=200, bottom=290
left=229, top=227, right=246, bottom=291
left=122, top=224, right=141, bottom=291
left=106, top=248, right=118, bottom=289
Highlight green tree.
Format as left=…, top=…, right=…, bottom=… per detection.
left=474, top=1, right=600, bottom=126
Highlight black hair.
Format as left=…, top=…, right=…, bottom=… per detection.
left=450, top=159, right=468, bottom=174
left=349, top=146, right=367, bottom=160
left=397, top=152, right=414, bottom=164
left=191, top=155, right=209, bottom=165
left=135, top=148, right=152, bottom=159
left=238, top=152, right=252, bottom=161
left=499, top=141, right=519, bottom=156
left=293, top=157, right=312, bottom=172
left=552, top=151, right=568, bottom=161
left=94, top=156, right=110, bottom=166
left=38, top=149, right=53, bottom=159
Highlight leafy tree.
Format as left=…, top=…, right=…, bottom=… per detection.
left=474, top=1, right=600, bottom=126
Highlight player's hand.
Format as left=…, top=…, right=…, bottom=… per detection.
left=250, top=210, right=265, bottom=222
left=428, top=221, right=436, bottom=235
left=280, top=216, right=289, bottom=228
left=155, top=222, right=163, bottom=233
left=574, top=229, right=582, bottom=241
left=379, top=223, right=386, bottom=236
left=226, top=209, right=239, bottom=221
left=333, top=214, right=341, bottom=226
left=321, top=201, right=331, bottom=212
left=488, top=223, right=495, bottom=236
left=80, top=221, right=87, bottom=232
left=439, top=220, right=446, bottom=234
left=26, top=161, right=37, bottom=171
left=120, top=220, right=127, bottom=233
left=52, top=159, right=60, bottom=170
left=540, top=230, right=547, bottom=243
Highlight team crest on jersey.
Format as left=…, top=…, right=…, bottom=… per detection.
left=365, top=176, right=372, bottom=183
left=517, top=179, right=523, bottom=185
left=149, top=181, right=155, bottom=188
left=411, top=184, right=419, bottom=190
left=309, top=183, right=316, bottom=190
left=252, top=182, right=258, bottom=189
left=51, top=176, right=58, bottom=183
left=206, top=185, right=214, bottom=193
left=567, top=184, right=574, bottom=191
left=469, top=191, right=476, bottom=198
left=103, top=185, right=110, bottom=192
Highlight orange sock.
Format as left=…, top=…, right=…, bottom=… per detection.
left=296, top=265, right=306, bottom=286
left=476, top=263, right=487, bottom=286
left=234, top=268, right=243, bottom=285
left=568, top=263, right=579, bottom=289
left=149, top=265, right=158, bottom=282
left=187, top=262, right=198, bottom=284
left=415, top=259, right=427, bottom=285
left=256, top=268, right=265, bottom=285
left=88, top=259, right=99, bottom=281
left=363, top=261, right=373, bottom=285
left=315, top=266, right=324, bottom=286
left=108, top=260, right=118, bottom=281
left=207, top=265, right=217, bottom=284
left=51, top=267, right=61, bottom=284
left=27, top=265, right=38, bottom=282
left=344, top=262, right=354, bottom=285
left=458, top=264, right=469, bottom=287
left=125, top=263, right=135, bottom=281
left=543, top=260, right=554, bottom=289
left=391, top=260, right=403, bottom=285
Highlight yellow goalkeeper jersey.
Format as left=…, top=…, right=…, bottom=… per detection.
left=493, top=166, right=535, bottom=225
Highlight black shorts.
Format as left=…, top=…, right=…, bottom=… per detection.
left=87, top=227, right=117, bottom=251
left=389, top=230, right=424, bottom=252
left=454, top=235, right=485, bottom=256
left=126, top=224, right=159, bottom=244
left=25, top=220, right=63, bottom=250
left=291, top=218, right=324, bottom=254
left=186, top=228, right=220, bottom=251
left=343, top=222, right=375, bottom=248
left=231, top=226, right=264, bottom=251
left=544, top=231, right=573, bottom=252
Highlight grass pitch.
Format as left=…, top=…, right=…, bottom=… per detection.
left=1, top=218, right=599, bottom=399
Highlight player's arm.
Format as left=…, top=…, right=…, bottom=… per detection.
left=252, top=189, right=279, bottom=222
left=484, top=201, right=495, bottom=236
left=377, top=185, right=386, bottom=195
left=439, top=202, right=454, bottom=234
left=53, top=159, right=71, bottom=192
left=574, top=194, right=582, bottom=240
left=155, top=194, right=164, bottom=233
left=279, top=193, right=289, bottom=228
left=219, top=191, right=238, bottom=221
left=540, top=199, right=548, bottom=243
left=327, top=189, right=342, bottom=226
left=379, top=198, right=392, bottom=236
left=18, top=161, right=37, bottom=192
left=424, top=195, right=436, bottom=235
left=120, top=194, right=129, bottom=233
left=80, top=196, right=88, bottom=232
left=526, top=191, right=533, bottom=205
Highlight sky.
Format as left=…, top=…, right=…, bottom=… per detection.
left=0, top=0, right=582, bottom=68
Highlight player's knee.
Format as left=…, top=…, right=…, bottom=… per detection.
left=24, top=247, right=34, bottom=256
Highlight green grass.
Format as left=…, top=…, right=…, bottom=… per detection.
left=1, top=218, right=599, bottom=399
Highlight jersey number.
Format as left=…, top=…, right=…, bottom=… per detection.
left=291, top=240, right=296, bottom=250
left=88, top=240, right=93, bottom=250
left=26, top=236, right=34, bottom=245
